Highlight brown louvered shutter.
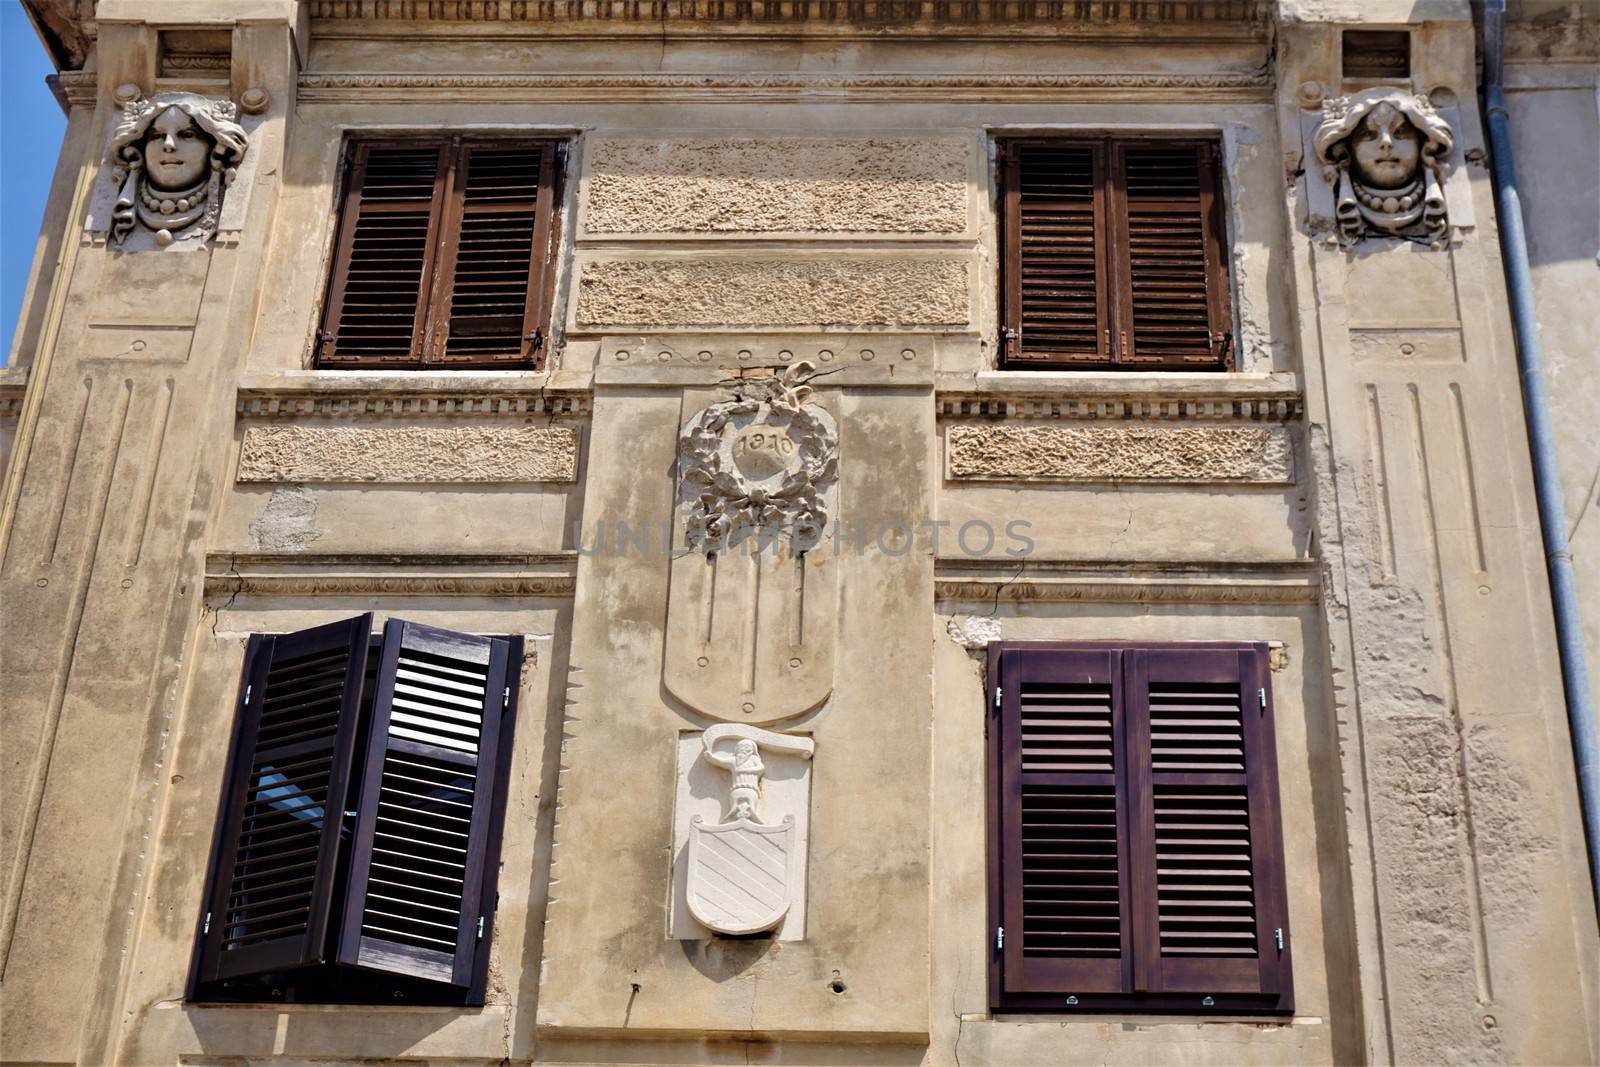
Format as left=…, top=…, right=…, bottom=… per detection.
left=997, top=647, right=1130, bottom=994
left=1124, top=645, right=1291, bottom=1006
left=318, top=143, right=449, bottom=366
left=197, top=615, right=374, bottom=981
left=1000, top=137, right=1230, bottom=371
left=1110, top=141, right=1231, bottom=368
left=1003, top=141, right=1110, bottom=367
left=427, top=141, right=558, bottom=365
left=338, top=620, right=512, bottom=986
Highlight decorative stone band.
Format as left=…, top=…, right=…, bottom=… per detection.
left=575, top=257, right=970, bottom=329
left=946, top=423, right=1295, bottom=485
left=297, top=71, right=1273, bottom=103
left=237, top=387, right=591, bottom=419
left=937, top=390, right=1302, bottom=422
left=935, top=559, right=1320, bottom=606
left=307, top=0, right=1269, bottom=27
left=203, top=552, right=578, bottom=601
left=236, top=425, right=579, bottom=483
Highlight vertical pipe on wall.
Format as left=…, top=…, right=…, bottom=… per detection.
left=1482, top=0, right=1600, bottom=911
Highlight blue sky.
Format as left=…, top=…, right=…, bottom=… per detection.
left=1, top=1, right=68, bottom=366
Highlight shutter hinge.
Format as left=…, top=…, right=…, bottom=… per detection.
left=503, top=686, right=512, bottom=709
left=995, top=926, right=1004, bottom=950
left=476, top=916, right=486, bottom=941
left=1275, top=927, right=1284, bottom=952
left=993, top=686, right=1002, bottom=710
left=1214, top=332, right=1234, bottom=367
left=1258, top=687, right=1267, bottom=713
left=527, top=327, right=544, bottom=353
left=243, top=684, right=253, bottom=705
left=202, top=911, right=211, bottom=935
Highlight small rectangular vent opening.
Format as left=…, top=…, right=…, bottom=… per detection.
left=1343, top=30, right=1411, bottom=80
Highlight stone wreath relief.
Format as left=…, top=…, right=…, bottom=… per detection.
left=107, top=92, right=249, bottom=248
left=677, top=360, right=838, bottom=554
left=1313, top=87, right=1454, bottom=250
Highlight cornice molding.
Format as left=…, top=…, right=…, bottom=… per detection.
left=307, top=0, right=1269, bottom=27
left=0, top=382, right=28, bottom=419
left=237, top=387, right=592, bottom=419
left=296, top=70, right=1273, bottom=103
left=204, top=552, right=579, bottom=600
left=934, top=559, right=1320, bottom=605
left=55, top=70, right=98, bottom=108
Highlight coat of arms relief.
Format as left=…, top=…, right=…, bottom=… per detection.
left=665, top=361, right=838, bottom=940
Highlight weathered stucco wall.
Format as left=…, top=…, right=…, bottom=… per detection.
left=0, top=1, right=1595, bottom=1065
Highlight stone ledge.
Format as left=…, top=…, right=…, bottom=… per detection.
left=934, top=558, right=1319, bottom=605
left=936, top=372, right=1302, bottom=421
left=945, top=423, right=1295, bottom=484
left=237, top=424, right=580, bottom=483
left=203, top=552, right=578, bottom=600
left=236, top=374, right=592, bottom=418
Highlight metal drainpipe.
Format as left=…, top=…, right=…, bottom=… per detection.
left=1481, top=0, right=1600, bottom=909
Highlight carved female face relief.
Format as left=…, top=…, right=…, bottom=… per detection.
left=1312, top=88, right=1455, bottom=250
left=1349, top=102, right=1422, bottom=190
left=106, top=92, right=249, bottom=248
left=142, top=106, right=210, bottom=192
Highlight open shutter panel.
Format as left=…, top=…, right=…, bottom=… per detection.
left=318, top=142, right=449, bottom=366
left=1124, top=646, right=1291, bottom=1006
left=1111, top=142, right=1231, bottom=369
left=1010, top=142, right=1111, bottom=366
left=197, top=615, right=374, bottom=982
left=428, top=141, right=555, bottom=366
left=999, top=648, right=1130, bottom=994
left=339, top=620, right=510, bottom=986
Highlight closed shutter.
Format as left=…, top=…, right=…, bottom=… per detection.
left=197, top=615, right=374, bottom=981
left=990, top=643, right=1291, bottom=1012
left=338, top=620, right=512, bottom=986
left=428, top=141, right=558, bottom=365
left=318, top=143, right=449, bottom=366
left=318, top=138, right=562, bottom=370
left=999, top=137, right=1230, bottom=371
left=1111, top=142, right=1231, bottom=368
left=1125, top=646, right=1290, bottom=1001
left=997, top=647, right=1129, bottom=994
left=1003, top=141, right=1110, bottom=366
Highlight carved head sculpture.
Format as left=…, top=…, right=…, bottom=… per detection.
left=1313, top=89, right=1454, bottom=249
left=107, top=93, right=248, bottom=247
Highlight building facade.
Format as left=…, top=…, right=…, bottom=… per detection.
left=1, top=1, right=1596, bottom=1064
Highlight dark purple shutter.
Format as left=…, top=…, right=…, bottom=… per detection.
left=337, top=620, right=511, bottom=986
left=196, top=615, right=374, bottom=981
left=1124, top=645, right=1291, bottom=1006
left=997, top=647, right=1130, bottom=994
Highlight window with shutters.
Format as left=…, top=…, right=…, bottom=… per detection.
left=316, top=137, right=564, bottom=369
left=986, top=642, right=1292, bottom=1013
left=998, top=137, right=1233, bottom=371
left=187, top=614, right=522, bottom=1005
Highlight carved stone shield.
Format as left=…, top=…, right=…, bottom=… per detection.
left=685, top=815, right=797, bottom=935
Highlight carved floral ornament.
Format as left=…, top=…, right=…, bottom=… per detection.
left=1312, top=88, right=1454, bottom=250
left=106, top=92, right=249, bottom=248
left=677, top=360, right=839, bottom=553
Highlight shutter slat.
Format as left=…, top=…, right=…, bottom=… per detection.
left=338, top=621, right=511, bottom=987
left=196, top=616, right=373, bottom=982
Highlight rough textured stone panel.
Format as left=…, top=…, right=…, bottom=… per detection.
left=584, top=137, right=969, bottom=234
left=946, top=424, right=1294, bottom=484
left=237, top=425, right=578, bottom=483
left=575, top=258, right=970, bottom=328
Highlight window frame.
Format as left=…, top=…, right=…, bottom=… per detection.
left=985, top=640, right=1293, bottom=1014
left=996, top=134, right=1235, bottom=372
left=185, top=618, right=525, bottom=1007
left=315, top=135, right=566, bottom=372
